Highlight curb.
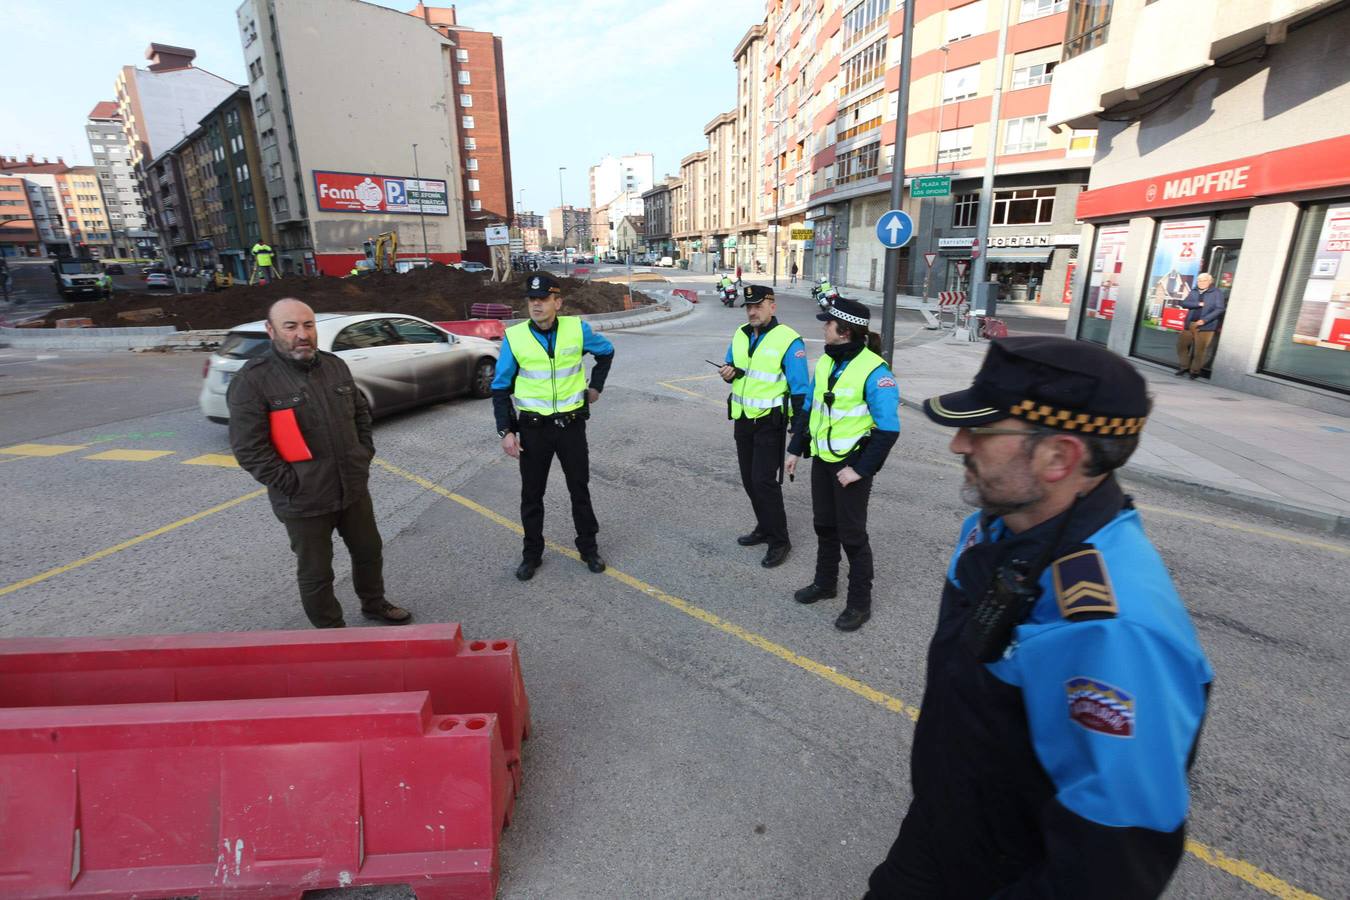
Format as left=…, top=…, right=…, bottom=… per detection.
left=0, top=324, right=177, bottom=351
left=500, top=292, right=694, bottom=333
left=896, top=395, right=1350, bottom=537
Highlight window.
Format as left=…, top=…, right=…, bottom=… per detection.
left=991, top=187, right=1055, bottom=224
left=1064, top=0, right=1112, bottom=58
left=467, top=178, right=480, bottom=192
left=841, top=0, right=890, bottom=51
left=840, top=38, right=887, bottom=96
left=1068, top=129, right=1097, bottom=155
left=455, top=49, right=469, bottom=62
left=943, top=64, right=980, bottom=103
left=459, top=93, right=473, bottom=107
left=248, top=59, right=264, bottom=81
left=268, top=162, right=283, bottom=181
left=388, top=317, right=448, bottom=344
left=254, top=93, right=270, bottom=116
left=837, top=89, right=885, bottom=141
left=1011, top=61, right=1055, bottom=89
left=464, top=137, right=476, bottom=150
left=462, top=115, right=475, bottom=129
left=457, top=70, right=471, bottom=85
left=272, top=195, right=289, bottom=217
left=1003, top=115, right=1049, bottom=153
left=1020, top=0, right=1066, bottom=20
left=938, top=126, right=974, bottom=163
left=332, top=320, right=400, bottom=351
left=91, top=144, right=105, bottom=154
left=469, top=199, right=482, bottom=211
left=947, top=0, right=986, bottom=42
left=836, top=141, right=880, bottom=185
left=260, top=128, right=277, bottom=149
left=466, top=158, right=479, bottom=171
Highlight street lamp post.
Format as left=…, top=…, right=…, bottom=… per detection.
left=558, top=166, right=569, bottom=278
left=768, top=116, right=786, bottom=289
left=879, top=0, right=917, bottom=366
left=412, top=143, right=430, bottom=263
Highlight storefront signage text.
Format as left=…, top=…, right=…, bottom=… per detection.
left=312, top=170, right=449, bottom=215
left=1157, top=166, right=1250, bottom=202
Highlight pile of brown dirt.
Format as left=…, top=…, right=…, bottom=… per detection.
left=38, top=266, right=662, bottom=331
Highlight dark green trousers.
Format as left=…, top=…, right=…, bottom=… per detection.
left=279, top=493, right=385, bottom=628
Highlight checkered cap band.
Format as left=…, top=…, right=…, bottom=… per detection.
left=1009, top=399, right=1146, bottom=435
left=828, top=307, right=869, bottom=328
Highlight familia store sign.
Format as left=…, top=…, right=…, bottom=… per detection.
left=313, top=170, right=449, bottom=215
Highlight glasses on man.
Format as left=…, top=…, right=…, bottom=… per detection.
left=964, top=427, right=1054, bottom=438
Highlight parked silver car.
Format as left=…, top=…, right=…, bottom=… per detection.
left=199, top=312, right=498, bottom=423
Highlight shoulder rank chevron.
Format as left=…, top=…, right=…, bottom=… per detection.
left=1051, top=547, right=1118, bottom=620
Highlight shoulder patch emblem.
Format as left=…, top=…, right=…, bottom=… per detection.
left=1066, top=676, right=1135, bottom=737
left=1052, top=548, right=1117, bottom=620
left=876, top=376, right=897, bottom=388
left=795, top=348, right=807, bottom=358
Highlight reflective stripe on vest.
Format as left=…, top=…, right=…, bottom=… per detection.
left=809, top=348, right=884, bottom=462
left=729, top=323, right=801, bottom=420
left=506, top=316, right=587, bottom=415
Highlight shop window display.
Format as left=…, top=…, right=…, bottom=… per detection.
left=1079, top=223, right=1128, bottom=345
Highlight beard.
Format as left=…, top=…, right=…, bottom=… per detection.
left=960, top=456, right=1045, bottom=517
left=273, top=336, right=314, bottom=361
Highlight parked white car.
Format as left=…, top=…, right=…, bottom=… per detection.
left=199, top=312, right=498, bottom=423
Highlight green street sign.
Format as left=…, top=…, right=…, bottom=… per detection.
left=911, top=175, right=952, bottom=198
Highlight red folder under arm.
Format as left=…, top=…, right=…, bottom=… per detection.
left=268, top=408, right=314, bottom=462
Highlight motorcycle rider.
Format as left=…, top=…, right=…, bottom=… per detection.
left=720, top=273, right=738, bottom=306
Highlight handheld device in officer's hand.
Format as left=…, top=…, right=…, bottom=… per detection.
left=962, top=561, right=1040, bottom=662
left=706, top=359, right=745, bottom=378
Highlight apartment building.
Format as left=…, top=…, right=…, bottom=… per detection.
left=0, top=157, right=113, bottom=257
left=86, top=102, right=154, bottom=257
left=547, top=205, right=592, bottom=249
left=642, top=178, right=678, bottom=258
left=57, top=168, right=114, bottom=256
left=672, top=150, right=708, bottom=265
left=236, top=0, right=466, bottom=274
left=0, top=158, right=68, bottom=255
left=0, top=175, right=38, bottom=257
left=731, top=25, right=768, bottom=270
left=590, top=154, right=655, bottom=211
left=1048, top=0, right=1350, bottom=410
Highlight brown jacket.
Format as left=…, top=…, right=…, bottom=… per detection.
left=227, top=348, right=374, bottom=518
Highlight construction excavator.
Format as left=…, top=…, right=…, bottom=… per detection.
left=353, top=231, right=398, bottom=274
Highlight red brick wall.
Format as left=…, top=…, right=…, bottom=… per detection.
left=445, top=29, right=513, bottom=233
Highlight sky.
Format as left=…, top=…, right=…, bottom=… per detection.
left=0, top=0, right=764, bottom=214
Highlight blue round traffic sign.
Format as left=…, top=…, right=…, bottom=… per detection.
left=876, top=209, right=914, bottom=249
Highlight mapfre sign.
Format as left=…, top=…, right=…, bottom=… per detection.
left=1077, top=134, right=1350, bottom=219
left=312, top=170, right=449, bottom=216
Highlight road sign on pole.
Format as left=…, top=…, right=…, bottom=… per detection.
left=876, top=210, right=914, bottom=249
left=923, top=252, right=937, bottom=269
left=911, top=175, right=952, bottom=198
left=956, top=260, right=969, bottom=277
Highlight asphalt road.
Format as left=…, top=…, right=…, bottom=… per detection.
left=0, top=277, right=1345, bottom=899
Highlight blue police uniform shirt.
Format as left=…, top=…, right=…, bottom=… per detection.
left=491, top=319, right=614, bottom=392
left=722, top=327, right=811, bottom=398
left=947, top=506, right=1214, bottom=833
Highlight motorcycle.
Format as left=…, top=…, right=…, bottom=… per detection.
left=811, top=280, right=839, bottom=307
left=720, top=284, right=737, bottom=307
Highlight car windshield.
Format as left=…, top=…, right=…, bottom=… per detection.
left=219, top=331, right=271, bottom=360
left=58, top=260, right=101, bottom=275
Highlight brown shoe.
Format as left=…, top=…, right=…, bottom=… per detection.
left=361, top=601, right=413, bottom=625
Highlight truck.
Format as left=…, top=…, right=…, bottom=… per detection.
left=51, top=257, right=103, bottom=300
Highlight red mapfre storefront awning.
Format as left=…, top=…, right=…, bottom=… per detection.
left=1076, top=133, right=1350, bottom=220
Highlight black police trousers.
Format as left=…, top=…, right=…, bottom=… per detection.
left=811, top=457, right=874, bottom=610
left=734, top=412, right=789, bottom=548
left=279, top=492, right=385, bottom=628
left=518, top=419, right=599, bottom=563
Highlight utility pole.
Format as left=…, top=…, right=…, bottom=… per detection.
left=558, top=166, right=569, bottom=278
left=970, top=0, right=1012, bottom=296
left=879, top=0, right=917, bottom=366
left=923, top=44, right=950, bottom=307
left=412, top=143, right=429, bottom=262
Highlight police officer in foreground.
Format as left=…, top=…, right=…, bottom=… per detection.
left=493, top=272, right=615, bottom=580
left=784, top=297, right=899, bottom=631
left=719, top=284, right=810, bottom=567
left=865, top=337, right=1213, bottom=897
left=228, top=298, right=411, bottom=628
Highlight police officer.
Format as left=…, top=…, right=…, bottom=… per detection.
left=493, top=272, right=615, bottom=581
left=718, top=284, right=809, bottom=568
left=785, top=297, right=899, bottom=631
left=866, top=337, right=1213, bottom=897
left=250, top=240, right=278, bottom=283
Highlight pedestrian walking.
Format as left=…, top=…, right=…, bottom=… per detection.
left=493, top=272, right=616, bottom=581
left=735, top=263, right=743, bottom=286
left=228, top=298, right=411, bottom=628
left=719, top=284, right=810, bottom=568
left=790, top=260, right=798, bottom=285
left=785, top=297, right=899, bottom=631
left=1176, top=272, right=1225, bottom=379
left=865, top=336, right=1213, bottom=897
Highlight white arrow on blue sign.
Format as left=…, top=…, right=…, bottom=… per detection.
left=875, top=209, right=914, bottom=249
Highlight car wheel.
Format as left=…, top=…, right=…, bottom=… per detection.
left=472, top=357, right=495, bottom=398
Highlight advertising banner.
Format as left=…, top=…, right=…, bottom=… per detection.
left=313, top=170, right=449, bottom=215
left=1085, top=225, right=1129, bottom=321
left=1291, top=205, right=1350, bottom=352
left=1142, top=218, right=1210, bottom=331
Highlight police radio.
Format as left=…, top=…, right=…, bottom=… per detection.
left=961, top=561, right=1041, bottom=663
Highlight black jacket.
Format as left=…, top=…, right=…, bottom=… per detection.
left=227, top=348, right=374, bottom=518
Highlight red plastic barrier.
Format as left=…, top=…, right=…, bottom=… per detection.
left=436, top=319, right=507, bottom=340
left=0, top=692, right=508, bottom=898
left=468, top=302, right=513, bottom=319
left=672, top=288, right=699, bottom=304
left=0, top=624, right=530, bottom=791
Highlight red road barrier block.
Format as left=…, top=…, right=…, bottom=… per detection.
left=468, top=303, right=513, bottom=320
left=0, top=692, right=507, bottom=899
left=672, top=288, right=699, bottom=304
left=436, top=319, right=507, bottom=340
left=0, top=624, right=530, bottom=791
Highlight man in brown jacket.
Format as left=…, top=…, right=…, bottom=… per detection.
left=227, top=298, right=412, bottom=628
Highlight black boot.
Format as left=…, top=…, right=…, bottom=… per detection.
left=834, top=607, right=871, bottom=632
left=515, top=558, right=541, bottom=581
left=793, top=583, right=837, bottom=604
left=761, top=543, right=791, bottom=568
left=737, top=529, right=767, bottom=546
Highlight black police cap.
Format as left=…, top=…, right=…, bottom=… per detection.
left=816, top=296, right=871, bottom=327
left=524, top=272, right=562, bottom=297
left=923, top=336, right=1150, bottom=436
left=742, top=284, right=775, bottom=305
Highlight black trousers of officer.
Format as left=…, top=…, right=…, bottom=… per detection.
left=811, top=456, right=874, bottom=610
left=734, top=411, right=789, bottom=548
left=519, top=419, right=599, bottom=563
left=279, top=493, right=385, bottom=628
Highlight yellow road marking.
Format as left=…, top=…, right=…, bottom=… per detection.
left=0, top=456, right=31, bottom=466
left=373, top=457, right=1321, bottom=899
left=656, top=380, right=722, bottom=404
left=84, top=449, right=175, bottom=462
left=0, top=442, right=87, bottom=457
left=0, top=488, right=266, bottom=598
left=664, top=372, right=722, bottom=384
left=182, top=453, right=241, bottom=468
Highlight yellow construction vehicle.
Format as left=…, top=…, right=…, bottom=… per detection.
left=356, top=231, right=399, bottom=273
